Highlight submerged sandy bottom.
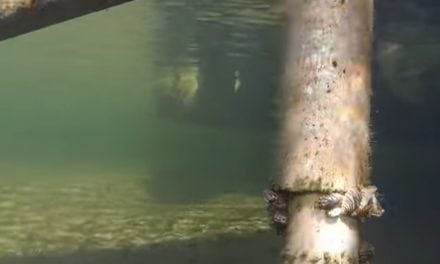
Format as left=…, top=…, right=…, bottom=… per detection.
left=0, top=177, right=269, bottom=257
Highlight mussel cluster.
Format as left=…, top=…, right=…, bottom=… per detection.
left=263, top=185, right=289, bottom=234
left=359, top=240, right=375, bottom=264
left=315, top=185, right=385, bottom=221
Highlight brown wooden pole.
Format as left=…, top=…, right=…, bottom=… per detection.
left=271, top=0, right=376, bottom=263
left=0, top=0, right=134, bottom=41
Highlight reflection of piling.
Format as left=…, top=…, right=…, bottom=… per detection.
left=0, top=0, right=133, bottom=41
left=269, top=0, right=380, bottom=263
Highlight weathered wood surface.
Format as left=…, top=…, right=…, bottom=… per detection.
left=277, top=0, right=374, bottom=194
left=275, top=0, right=375, bottom=263
left=0, top=0, right=134, bottom=41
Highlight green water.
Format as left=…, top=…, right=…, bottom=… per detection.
left=0, top=3, right=155, bottom=183
left=0, top=0, right=280, bottom=261
left=3, top=1, right=438, bottom=263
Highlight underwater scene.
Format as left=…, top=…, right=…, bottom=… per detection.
left=0, top=0, right=438, bottom=263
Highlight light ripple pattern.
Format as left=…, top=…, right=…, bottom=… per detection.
left=0, top=181, right=268, bottom=257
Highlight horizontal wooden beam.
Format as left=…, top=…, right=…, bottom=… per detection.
left=0, top=0, right=134, bottom=41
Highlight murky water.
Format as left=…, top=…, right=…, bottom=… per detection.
left=0, top=0, right=439, bottom=263
left=0, top=0, right=280, bottom=261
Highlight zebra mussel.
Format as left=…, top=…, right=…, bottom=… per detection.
left=315, top=185, right=384, bottom=221
left=263, top=184, right=289, bottom=234
left=359, top=240, right=375, bottom=264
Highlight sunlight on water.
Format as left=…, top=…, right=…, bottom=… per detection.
left=0, top=0, right=438, bottom=263
left=0, top=0, right=279, bottom=258
left=0, top=180, right=268, bottom=256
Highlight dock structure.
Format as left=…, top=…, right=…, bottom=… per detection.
left=0, top=0, right=134, bottom=41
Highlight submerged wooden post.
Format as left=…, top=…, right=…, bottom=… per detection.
left=264, top=0, right=383, bottom=263
left=0, top=0, right=134, bottom=41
